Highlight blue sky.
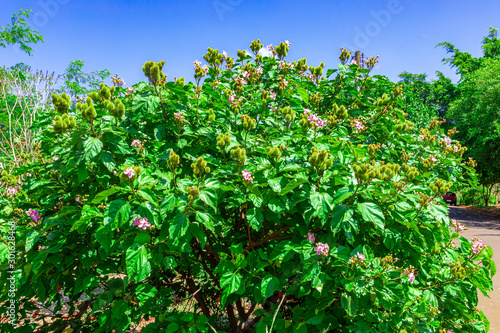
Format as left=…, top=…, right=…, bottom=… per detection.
left=1, top=0, right=499, bottom=87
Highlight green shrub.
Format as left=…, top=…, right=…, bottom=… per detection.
left=0, top=43, right=494, bottom=333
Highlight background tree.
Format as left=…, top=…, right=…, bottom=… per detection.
left=0, top=9, right=44, bottom=56
left=439, top=27, right=500, bottom=206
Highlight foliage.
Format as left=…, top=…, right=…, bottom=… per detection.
left=0, top=43, right=493, bottom=333
left=0, top=64, right=57, bottom=169
left=0, top=9, right=44, bottom=56
left=397, top=72, right=457, bottom=128
left=56, top=60, right=111, bottom=100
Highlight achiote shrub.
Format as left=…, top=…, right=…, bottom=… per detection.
left=0, top=41, right=493, bottom=333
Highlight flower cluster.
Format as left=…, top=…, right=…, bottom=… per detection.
left=307, top=232, right=315, bottom=243
left=25, top=209, right=40, bottom=221
left=134, top=217, right=151, bottom=230
left=353, top=120, right=365, bottom=130
left=5, top=187, right=18, bottom=196
left=451, top=219, right=468, bottom=233
left=234, top=76, right=247, bottom=86
left=193, top=60, right=209, bottom=77
left=349, top=252, right=366, bottom=265
left=242, top=170, right=253, bottom=183
left=402, top=266, right=416, bottom=283
left=305, top=110, right=327, bottom=129
left=471, top=238, right=485, bottom=254
left=270, top=91, right=276, bottom=100
left=314, top=242, right=329, bottom=256
left=124, top=167, right=135, bottom=179
left=131, top=139, right=142, bottom=148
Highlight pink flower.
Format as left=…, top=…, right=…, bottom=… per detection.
left=5, top=187, right=17, bottom=196
left=193, top=60, right=201, bottom=69
left=407, top=272, right=415, bottom=283
left=349, top=252, right=365, bottom=264
left=242, top=170, right=253, bottom=183
left=284, top=40, right=291, bottom=47
left=75, top=196, right=80, bottom=202
left=350, top=59, right=358, bottom=66
left=316, top=118, right=327, bottom=129
left=270, top=91, right=276, bottom=100
left=278, top=61, right=286, bottom=69
left=113, top=170, right=118, bottom=175
left=222, top=51, right=228, bottom=58
left=242, top=71, right=250, bottom=79
left=444, top=136, right=451, bottom=145
left=228, top=94, right=236, bottom=103
left=314, top=242, right=329, bottom=256
left=174, top=112, right=184, bottom=120
left=430, top=155, right=438, bottom=162
left=307, top=232, right=315, bottom=243
left=123, top=167, right=135, bottom=179
left=307, top=113, right=319, bottom=123
left=472, top=238, right=485, bottom=254
left=201, top=65, right=209, bottom=76
left=354, top=121, right=364, bottom=130
left=282, top=79, right=289, bottom=87
left=418, top=134, right=425, bottom=141
left=303, top=108, right=310, bottom=114
left=256, top=67, right=263, bottom=75
left=451, top=219, right=467, bottom=233
left=234, top=77, right=247, bottom=86
left=453, top=145, right=459, bottom=152
left=267, top=44, right=273, bottom=51
left=131, top=139, right=142, bottom=148
left=25, top=209, right=40, bottom=221
left=134, top=217, right=151, bottom=230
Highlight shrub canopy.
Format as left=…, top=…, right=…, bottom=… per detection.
left=0, top=42, right=494, bottom=333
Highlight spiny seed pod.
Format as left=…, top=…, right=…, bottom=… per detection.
left=142, top=60, right=167, bottom=86
left=187, top=186, right=200, bottom=201
left=249, top=39, right=263, bottom=54
left=267, top=146, right=282, bottom=162
left=260, top=90, right=269, bottom=102
left=275, top=41, right=290, bottom=60
left=208, top=109, right=216, bottom=122
left=51, top=93, right=71, bottom=114
left=295, top=58, right=308, bottom=73
left=217, top=132, right=231, bottom=151
left=240, top=114, right=256, bottom=130
left=191, top=157, right=208, bottom=178
left=309, top=146, right=332, bottom=176
left=168, top=151, right=180, bottom=171
left=230, top=146, right=246, bottom=165
left=237, top=49, right=247, bottom=62
left=176, top=77, right=185, bottom=87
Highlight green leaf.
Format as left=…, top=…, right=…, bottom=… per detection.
left=279, top=178, right=308, bottom=196
left=71, top=205, right=103, bottom=232
left=310, top=192, right=334, bottom=220
left=330, top=204, right=353, bottom=234
left=25, top=231, right=40, bottom=252
left=126, top=244, right=151, bottom=283
left=196, top=211, right=214, bottom=232
left=134, top=233, right=151, bottom=245
left=92, top=187, right=123, bottom=204
left=297, top=86, right=309, bottom=103
left=199, top=189, right=217, bottom=211
left=249, top=186, right=263, bottom=207
left=138, top=189, right=160, bottom=209
left=357, top=202, right=385, bottom=230
left=247, top=208, right=264, bottom=231
left=261, top=275, right=280, bottom=298
left=104, top=200, right=132, bottom=228
left=268, top=177, right=286, bottom=193
left=95, top=225, right=114, bottom=254
left=170, top=214, right=189, bottom=239
left=135, top=284, right=158, bottom=305
left=332, top=186, right=355, bottom=204
left=189, top=223, right=207, bottom=247
left=0, top=243, right=9, bottom=264
left=99, top=151, right=116, bottom=172
left=78, top=162, right=89, bottom=184
left=220, top=272, right=242, bottom=295
left=83, top=137, right=103, bottom=160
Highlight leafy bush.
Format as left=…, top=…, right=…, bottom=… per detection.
left=0, top=42, right=494, bottom=333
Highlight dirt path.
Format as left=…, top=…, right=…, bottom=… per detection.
left=448, top=206, right=500, bottom=331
